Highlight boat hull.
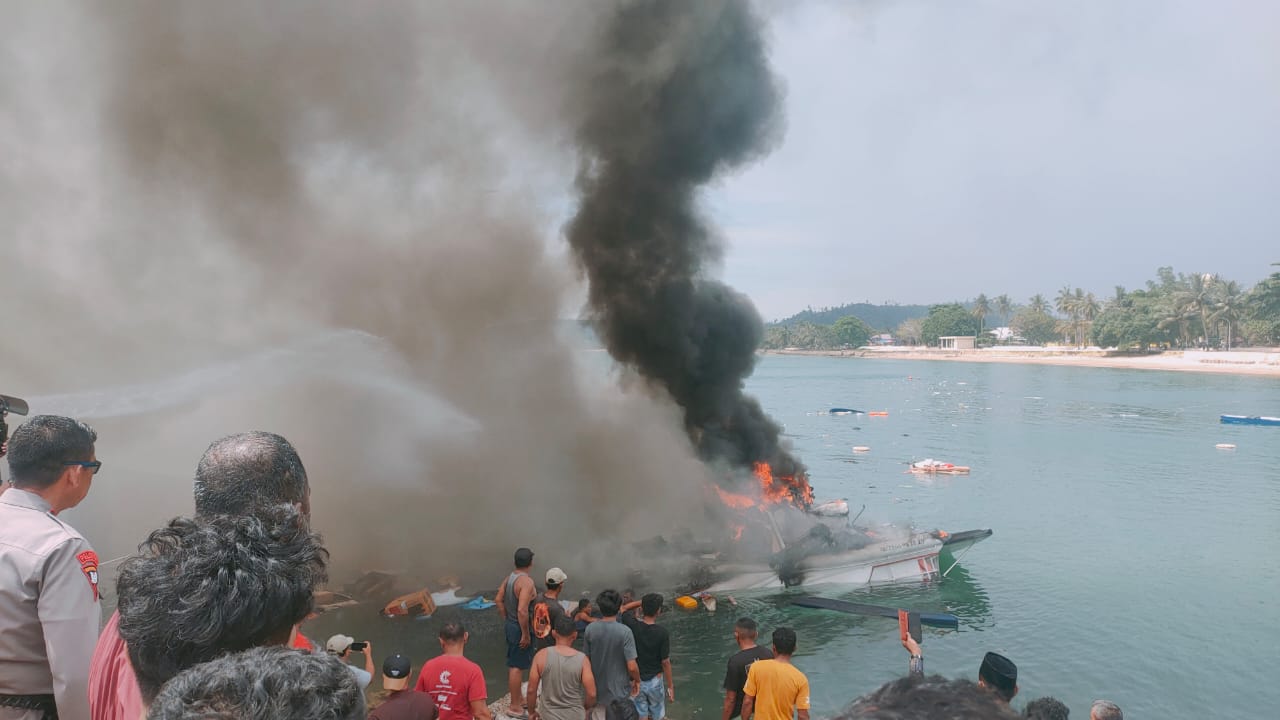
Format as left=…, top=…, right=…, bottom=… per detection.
left=705, top=528, right=990, bottom=592
left=1220, top=414, right=1280, bottom=426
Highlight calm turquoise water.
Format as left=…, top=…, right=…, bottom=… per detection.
left=312, top=356, right=1280, bottom=718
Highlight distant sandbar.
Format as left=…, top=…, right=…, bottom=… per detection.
left=762, top=347, right=1280, bottom=377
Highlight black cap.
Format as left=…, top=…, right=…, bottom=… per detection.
left=382, top=654, right=412, bottom=690
left=979, top=652, right=1017, bottom=700
left=514, top=547, right=534, bottom=567
left=384, top=653, right=412, bottom=678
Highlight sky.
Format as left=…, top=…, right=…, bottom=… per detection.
left=705, top=0, right=1280, bottom=321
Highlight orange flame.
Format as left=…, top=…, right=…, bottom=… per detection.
left=713, top=485, right=757, bottom=510
left=753, top=462, right=815, bottom=508
left=710, top=463, right=815, bottom=537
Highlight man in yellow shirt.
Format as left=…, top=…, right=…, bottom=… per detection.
left=741, top=628, right=809, bottom=720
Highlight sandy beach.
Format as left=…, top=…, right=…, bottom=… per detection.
left=764, top=346, right=1280, bottom=377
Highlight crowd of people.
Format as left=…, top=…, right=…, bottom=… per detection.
left=0, top=414, right=1125, bottom=720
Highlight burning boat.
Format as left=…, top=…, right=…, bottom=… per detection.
left=700, top=525, right=993, bottom=592
left=686, top=463, right=992, bottom=593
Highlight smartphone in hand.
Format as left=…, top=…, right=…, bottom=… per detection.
left=349, top=641, right=368, bottom=652
left=897, top=610, right=921, bottom=643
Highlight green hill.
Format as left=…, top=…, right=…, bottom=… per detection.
left=773, top=303, right=930, bottom=331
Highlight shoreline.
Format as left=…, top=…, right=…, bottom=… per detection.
left=762, top=347, right=1280, bottom=377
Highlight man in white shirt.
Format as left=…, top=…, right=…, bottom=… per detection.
left=327, top=635, right=375, bottom=690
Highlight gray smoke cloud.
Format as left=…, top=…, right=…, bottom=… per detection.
left=565, top=0, right=809, bottom=499
left=1, top=0, right=716, bottom=588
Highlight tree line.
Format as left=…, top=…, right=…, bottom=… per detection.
left=760, top=265, right=1280, bottom=351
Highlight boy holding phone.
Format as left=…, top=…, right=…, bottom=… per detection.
left=327, top=634, right=376, bottom=690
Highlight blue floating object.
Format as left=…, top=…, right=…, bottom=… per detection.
left=460, top=596, right=496, bottom=611
left=1220, top=414, right=1280, bottom=426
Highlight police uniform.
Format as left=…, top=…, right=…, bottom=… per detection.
left=0, top=488, right=102, bottom=720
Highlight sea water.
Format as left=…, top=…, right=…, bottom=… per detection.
left=309, top=355, right=1279, bottom=718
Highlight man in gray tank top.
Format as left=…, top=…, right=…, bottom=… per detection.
left=527, top=616, right=596, bottom=720
left=496, top=547, right=538, bottom=718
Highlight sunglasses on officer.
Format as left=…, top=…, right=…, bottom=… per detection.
left=63, top=460, right=102, bottom=475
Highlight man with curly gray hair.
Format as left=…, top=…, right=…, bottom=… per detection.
left=92, top=430, right=314, bottom=720
left=116, top=505, right=328, bottom=705
left=146, top=646, right=365, bottom=720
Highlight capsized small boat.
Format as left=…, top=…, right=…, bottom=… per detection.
left=382, top=588, right=437, bottom=618
left=829, top=407, right=863, bottom=415
left=1220, top=414, right=1280, bottom=427
left=313, top=590, right=359, bottom=613
left=908, top=459, right=970, bottom=474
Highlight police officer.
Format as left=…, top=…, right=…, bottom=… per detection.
left=1, top=416, right=103, bottom=720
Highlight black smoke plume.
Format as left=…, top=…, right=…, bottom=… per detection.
left=566, top=0, right=808, bottom=496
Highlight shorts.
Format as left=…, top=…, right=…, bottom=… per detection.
left=505, top=619, right=536, bottom=670
left=632, top=676, right=666, bottom=720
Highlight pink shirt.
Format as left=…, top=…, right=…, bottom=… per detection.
left=88, top=611, right=146, bottom=720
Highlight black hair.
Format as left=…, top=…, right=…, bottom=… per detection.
left=1024, top=697, right=1070, bottom=720
left=117, top=506, right=328, bottom=702
left=6, top=415, right=97, bottom=489
left=439, top=622, right=467, bottom=643
left=596, top=589, right=622, bottom=618
left=835, top=674, right=1021, bottom=720
left=641, top=593, right=663, bottom=618
left=514, top=547, right=534, bottom=568
left=771, top=627, right=797, bottom=655
left=576, top=598, right=591, bottom=611
left=146, top=646, right=365, bottom=720
left=553, top=615, right=577, bottom=638
left=193, top=432, right=309, bottom=518
left=735, top=617, right=758, bottom=638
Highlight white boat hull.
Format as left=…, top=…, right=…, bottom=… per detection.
left=705, top=533, right=947, bottom=592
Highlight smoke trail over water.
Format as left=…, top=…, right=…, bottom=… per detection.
left=2, top=0, right=712, bottom=584
left=565, top=0, right=808, bottom=495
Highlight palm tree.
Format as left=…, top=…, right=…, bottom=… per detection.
left=1158, top=294, right=1196, bottom=348
left=1111, top=286, right=1127, bottom=307
left=994, top=294, right=1013, bottom=328
left=1181, top=273, right=1216, bottom=347
left=972, top=294, right=991, bottom=337
left=1055, top=287, right=1079, bottom=345
left=1054, top=318, right=1075, bottom=345
left=1055, top=286, right=1074, bottom=317
left=1209, top=280, right=1246, bottom=349
left=1029, top=294, right=1050, bottom=315
left=1079, top=291, right=1100, bottom=347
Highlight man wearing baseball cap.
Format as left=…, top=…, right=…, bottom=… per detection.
left=370, top=654, right=437, bottom=720
left=534, top=568, right=570, bottom=651
left=327, top=634, right=375, bottom=690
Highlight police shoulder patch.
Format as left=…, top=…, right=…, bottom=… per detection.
left=77, top=550, right=99, bottom=602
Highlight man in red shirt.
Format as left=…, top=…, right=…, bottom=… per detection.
left=88, top=431, right=312, bottom=720
left=415, top=623, right=492, bottom=720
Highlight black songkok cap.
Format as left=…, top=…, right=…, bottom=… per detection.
left=979, top=651, right=1018, bottom=700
